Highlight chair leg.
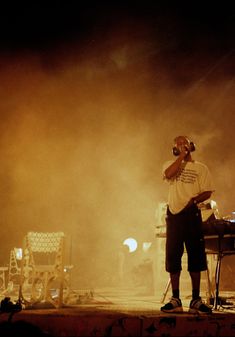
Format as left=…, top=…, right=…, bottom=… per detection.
left=205, top=264, right=214, bottom=304
left=161, top=277, right=171, bottom=303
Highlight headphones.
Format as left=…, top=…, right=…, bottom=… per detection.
left=172, top=141, right=196, bottom=156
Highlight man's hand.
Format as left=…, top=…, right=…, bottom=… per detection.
left=186, top=191, right=213, bottom=209
left=178, top=145, right=189, bottom=159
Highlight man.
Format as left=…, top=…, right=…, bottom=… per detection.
left=160, top=135, right=214, bottom=314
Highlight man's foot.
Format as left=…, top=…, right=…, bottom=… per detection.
left=160, top=297, right=183, bottom=313
left=189, top=297, right=212, bottom=314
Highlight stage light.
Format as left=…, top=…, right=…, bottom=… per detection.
left=14, top=248, right=22, bottom=260
left=142, top=242, right=152, bottom=252
left=123, top=238, right=138, bottom=253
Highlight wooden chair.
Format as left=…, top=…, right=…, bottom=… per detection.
left=19, top=231, right=65, bottom=308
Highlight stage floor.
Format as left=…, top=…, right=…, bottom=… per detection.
left=0, top=287, right=235, bottom=336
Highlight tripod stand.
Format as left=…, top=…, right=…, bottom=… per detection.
left=204, top=219, right=235, bottom=310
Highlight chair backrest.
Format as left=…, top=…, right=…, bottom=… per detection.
left=24, top=231, right=65, bottom=268
left=26, top=232, right=64, bottom=253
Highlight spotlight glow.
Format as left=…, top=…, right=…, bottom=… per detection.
left=14, top=248, right=22, bottom=260
left=123, top=238, right=138, bottom=253
left=142, top=242, right=152, bottom=252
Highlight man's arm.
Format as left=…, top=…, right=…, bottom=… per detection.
left=164, top=148, right=188, bottom=179
left=187, top=191, right=213, bottom=208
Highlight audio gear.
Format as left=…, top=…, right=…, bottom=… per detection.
left=172, top=141, right=195, bottom=156
left=0, top=297, right=22, bottom=312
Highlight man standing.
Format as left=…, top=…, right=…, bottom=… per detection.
left=161, top=135, right=214, bottom=314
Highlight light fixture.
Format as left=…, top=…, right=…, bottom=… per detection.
left=123, top=238, right=138, bottom=253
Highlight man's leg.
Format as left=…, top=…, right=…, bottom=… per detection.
left=170, top=271, right=180, bottom=298
left=190, top=271, right=200, bottom=299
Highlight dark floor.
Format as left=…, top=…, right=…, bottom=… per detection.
left=0, top=287, right=235, bottom=336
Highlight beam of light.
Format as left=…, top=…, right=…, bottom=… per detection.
left=14, top=248, right=22, bottom=260
left=123, top=238, right=138, bottom=253
left=142, top=242, right=152, bottom=252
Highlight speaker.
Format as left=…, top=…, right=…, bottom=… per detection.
left=172, top=141, right=196, bottom=156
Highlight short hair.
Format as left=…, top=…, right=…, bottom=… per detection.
left=174, top=135, right=190, bottom=144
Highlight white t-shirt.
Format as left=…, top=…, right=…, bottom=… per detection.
left=162, top=160, right=215, bottom=214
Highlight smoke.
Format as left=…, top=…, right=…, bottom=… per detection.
left=0, top=15, right=234, bottom=290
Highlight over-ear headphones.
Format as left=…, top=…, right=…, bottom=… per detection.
left=172, top=141, right=196, bottom=156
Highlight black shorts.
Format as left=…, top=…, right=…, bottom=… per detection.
left=165, top=204, right=207, bottom=273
